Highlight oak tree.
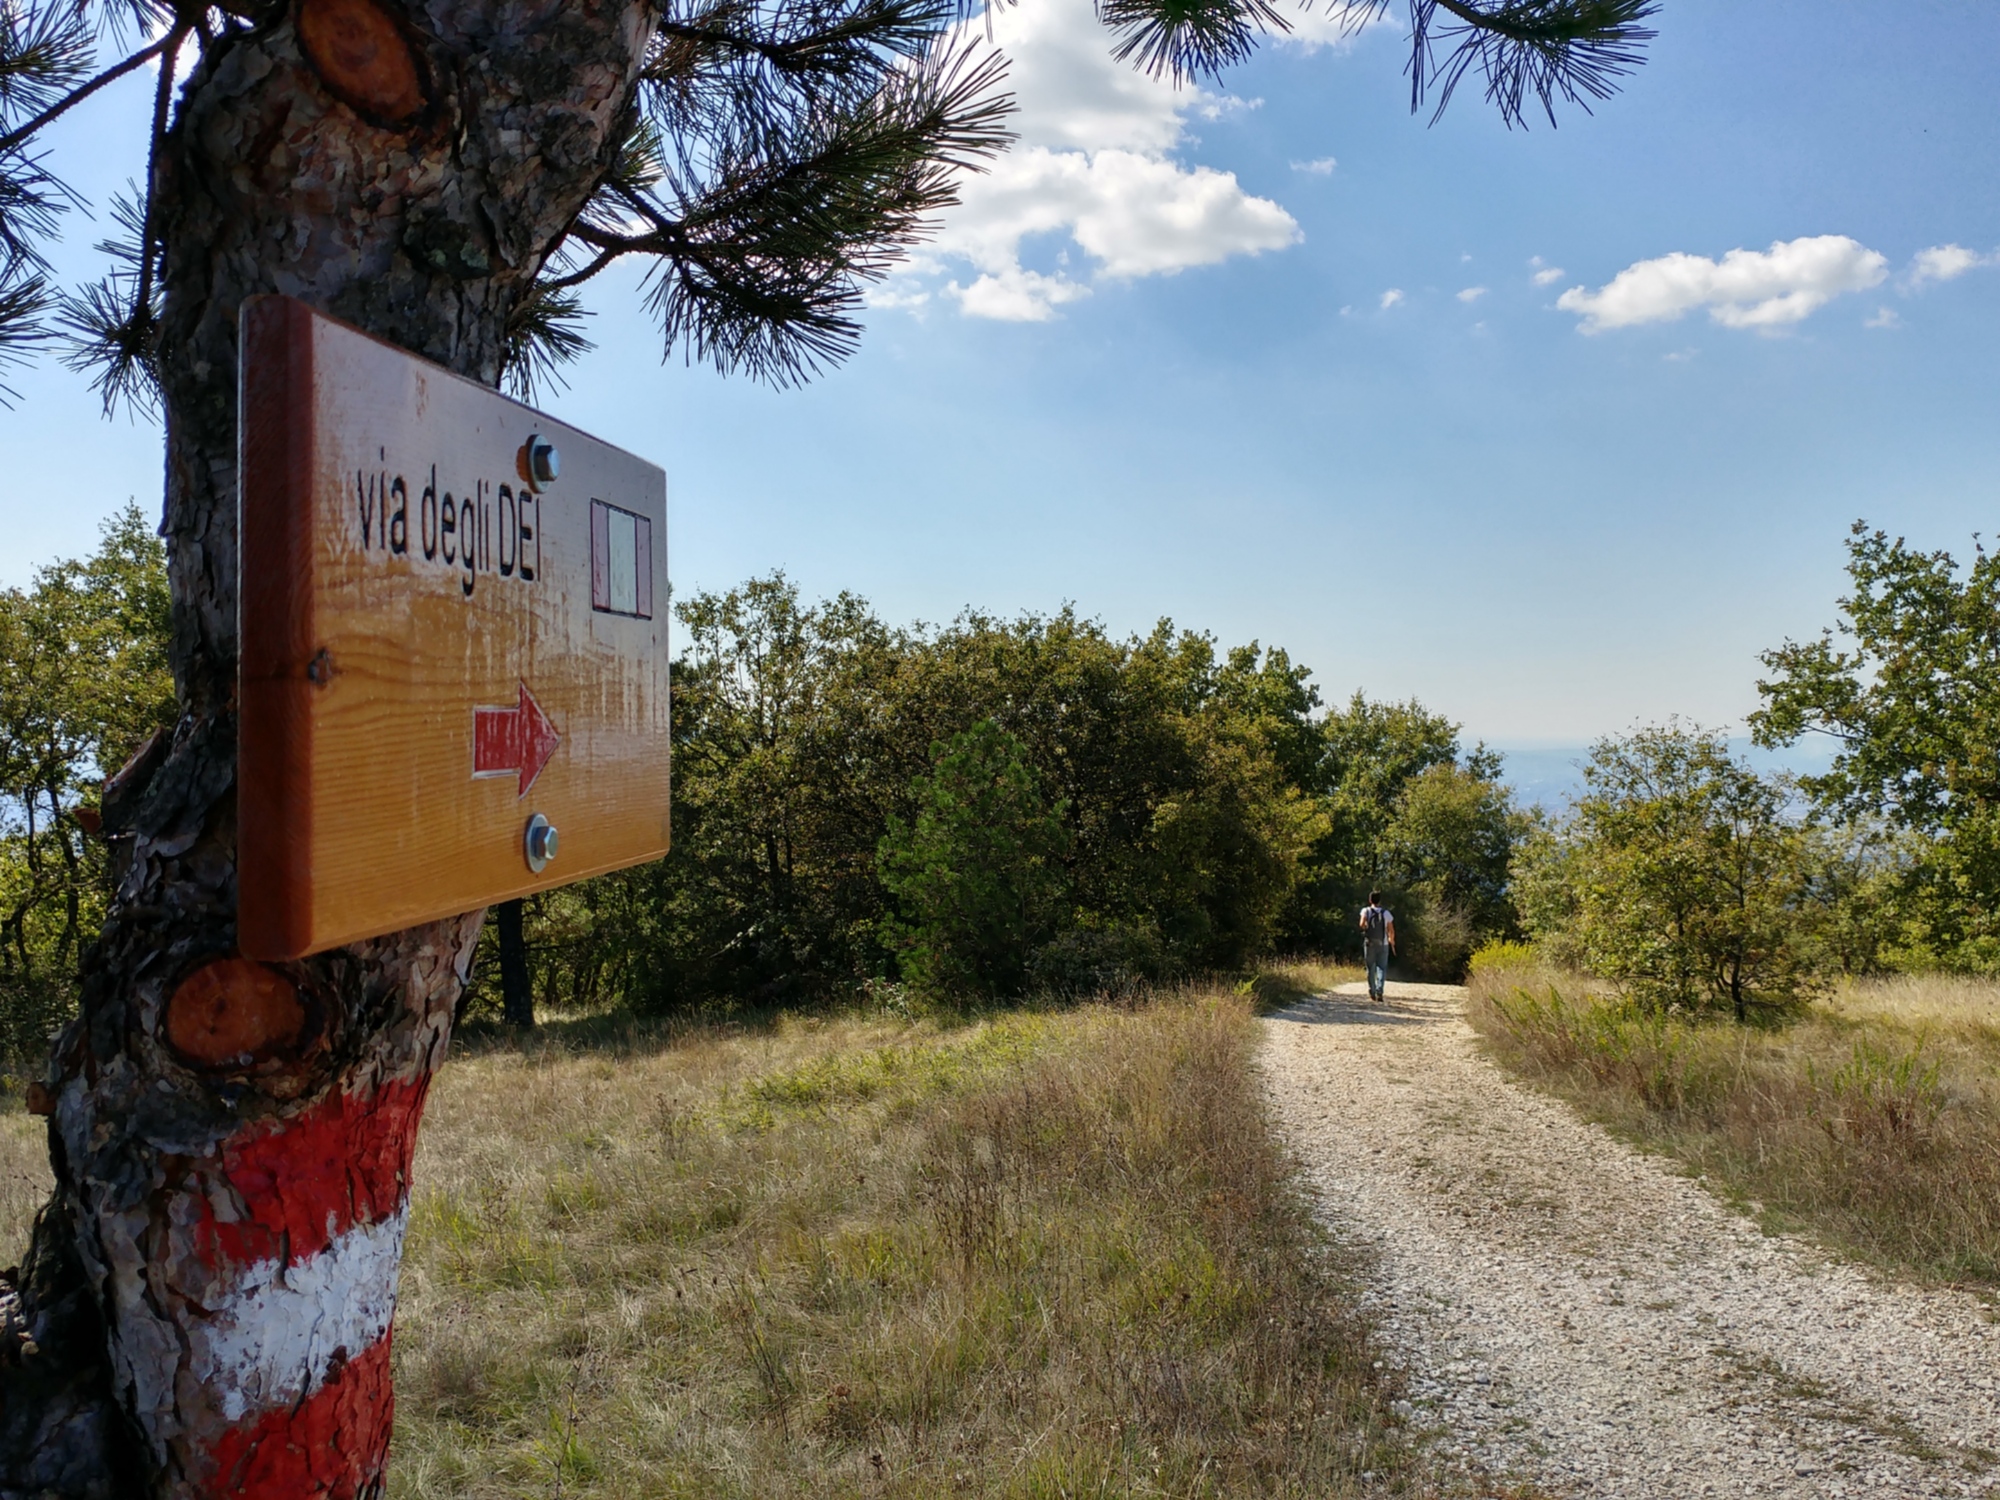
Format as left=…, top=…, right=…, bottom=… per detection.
left=1521, top=725, right=1823, bottom=1021
left=1753, top=522, right=2000, bottom=968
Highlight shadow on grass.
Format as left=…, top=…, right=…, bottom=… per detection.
left=452, top=988, right=1119, bottom=1063
left=452, top=961, right=1363, bottom=1062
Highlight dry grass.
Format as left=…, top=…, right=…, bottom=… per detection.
left=0, top=1099, right=48, bottom=1265
left=388, top=985, right=1429, bottom=1497
left=1250, top=957, right=1366, bottom=1006
left=0, top=982, right=1431, bottom=1495
left=1468, top=959, right=2000, bottom=1288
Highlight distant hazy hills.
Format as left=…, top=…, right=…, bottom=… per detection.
left=1494, top=738, right=1842, bottom=813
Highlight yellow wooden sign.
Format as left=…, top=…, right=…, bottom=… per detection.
left=237, top=296, right=669, bottom=960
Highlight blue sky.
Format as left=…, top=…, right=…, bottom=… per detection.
left=6, top=0, right=1999, bottom=766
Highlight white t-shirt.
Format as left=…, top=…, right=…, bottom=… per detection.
left=1359, top=905, right=1393, bottom=945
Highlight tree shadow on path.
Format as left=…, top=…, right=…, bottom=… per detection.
left=1265, top=981, right=1462, bottom=1029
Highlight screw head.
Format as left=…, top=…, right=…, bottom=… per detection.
left=524, top=812, right=559, bottom=873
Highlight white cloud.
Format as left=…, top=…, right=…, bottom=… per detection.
left=1556, top=235, right=1889, bottom=333
left=1865, top=306, right=1902, bottom=329
left=1275, top=0, right=1384, bottom=52
left=864, top=284, right=932, bottom=313
left=878, top=0, right=1300, bottom=321
left=990, top=0, right=1187, bottom=155
left=948, top=266, right=1092, bottom=321
left=1291, top=156, right=1338, bottom=176
left=1194, top=95, right=1262, bottom=123
left=1457, top=286, right=1486, bottom=303
left=1907, top=244, right=1997, bottom=287
left=1532, top=266, right=1565, bottom=286
left=942, top=146, right=1296, bottom=285
left=1379, top=288, right=1403, bottom=309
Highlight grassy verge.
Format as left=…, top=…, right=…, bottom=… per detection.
left=389, top=984, right=1428, bottom=1497
left=0, top=1102, right=45, bottom=1263
left=1467, top=957, right=2000, bottom=1289
left=1246, top=957, right=1366, bottom=1007
left=0, top=978, right=1427, bottom=1494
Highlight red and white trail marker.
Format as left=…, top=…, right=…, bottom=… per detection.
left=472, top=681, right=560, bottom=795
left=175, top=1077, right=428, bottom=1494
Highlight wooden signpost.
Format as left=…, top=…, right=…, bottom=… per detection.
left=237, top=295, right=670, bottom=960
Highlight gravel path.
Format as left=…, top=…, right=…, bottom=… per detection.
left=1261, top=981, right=2000, bottom=1499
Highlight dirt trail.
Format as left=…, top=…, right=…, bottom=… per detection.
left=1261, top=981, right=2000, bottom=1499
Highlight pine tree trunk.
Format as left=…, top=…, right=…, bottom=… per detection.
left=0, top=1, right=652, bottom=1492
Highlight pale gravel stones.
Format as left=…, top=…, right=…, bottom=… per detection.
left=1260, top=982, right=2000, bottom=1499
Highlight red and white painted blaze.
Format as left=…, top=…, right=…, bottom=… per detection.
left=134, top=1078, right=432, bottom=1496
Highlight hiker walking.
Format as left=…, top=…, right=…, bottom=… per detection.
left=1359, top=891, right=1395, bottom=1003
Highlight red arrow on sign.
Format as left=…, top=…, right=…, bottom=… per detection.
left=473, top=681, right=560, bottom=796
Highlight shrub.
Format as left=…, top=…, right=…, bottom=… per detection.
left=1519, top=724, right=1826, bottom=1021
left=1467, top=937, right=1537, bottom=979
left=1024, top=922, right=1172, bottom=997
left=1394, top=893, right=1476, bottom=981
left=878, top=720, right=1069, bottom=999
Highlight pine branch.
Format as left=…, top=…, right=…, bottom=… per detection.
left=1097, top=0, right=1291, bottom=85
left=0, top=2, right=200, bottom=377
left=0, top=261, right=51, bottom=403
left=646, top=45, right=1009, bottom=383
left=0, top=0, right=101, bottom=272
left=0, top=0, right=94, bottom=118
left=0, top=142, right=69, bottom=264
left=541, top=243, right=625, bottom=291
left=0, top=30, right=174, bottom=155
left=644, top=0, right=968, bottom=173
left=1410, top=0, right=1658, bottom=126
left=501, top=283, right=596, bottom=400
left=586, top=0, right=1009, bottom=385
left=54, top=189, right=161, bottom=417
left=46, top=15, right=186, bottom=418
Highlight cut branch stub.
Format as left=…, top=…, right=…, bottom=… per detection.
left=165, top=959, right=308, bottom=1069
left=295, top=0, right=429, bottom=129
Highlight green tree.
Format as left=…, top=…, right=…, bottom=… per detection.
left=879, top=719, right=1068, bottom=997
left=486, top=582, right=1326, bottom=1011
left=1526, top=725, right=1822, bottom=1020
left=0, top=507, right=173, bottom=1056
left=667, top=575, right=895, bottom=998
left=1375, top=760, right=1528, bottom=974
left=867, top=613, right=1326, bottom=970
left=1752, top=523, right=2000, bottom=970
left=1283, top=693, right=1520, bottom=967
left=655, top=581, right=1324, bottom=995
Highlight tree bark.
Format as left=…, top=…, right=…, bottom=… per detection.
left=0, top=0, right=653, bottom=1492
left=496, top=899, right=534, bottom=1029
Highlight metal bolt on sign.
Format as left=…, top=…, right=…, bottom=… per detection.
left=527, top=435, right=560, bottom=487
left=524, top=812, right=559, bottom=872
